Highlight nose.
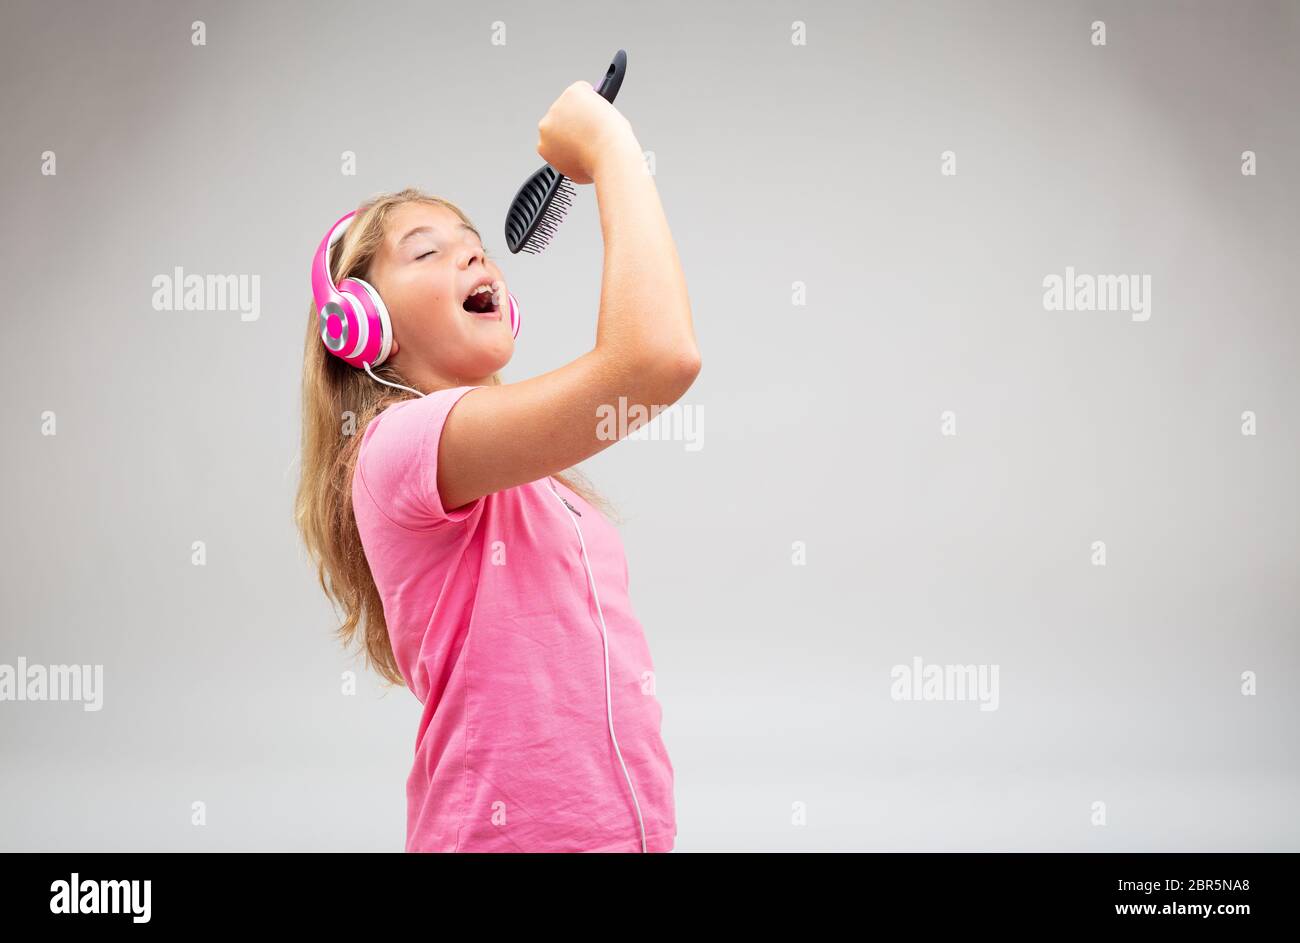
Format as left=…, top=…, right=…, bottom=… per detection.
left=459, top=243, right=487, bottom=269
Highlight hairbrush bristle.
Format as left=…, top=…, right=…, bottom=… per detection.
left=519, top=179, right=575, bottom=254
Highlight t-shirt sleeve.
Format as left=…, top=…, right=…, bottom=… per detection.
left=355, top=384, right=488, bottom=531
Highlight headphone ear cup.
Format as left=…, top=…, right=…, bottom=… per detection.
left=319, top=294, right=365, bottom=362
left=508, top=291, right=521, bottom=339
left=338, top=276, right=393, bottom=367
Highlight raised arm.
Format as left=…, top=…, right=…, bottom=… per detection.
left=436, top=82, right=701, bottom=512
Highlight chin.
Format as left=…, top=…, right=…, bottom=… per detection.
left=466, top=340, right=514, bottom=378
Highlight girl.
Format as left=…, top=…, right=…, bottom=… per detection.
left=294, top=80, right=700, bottom=852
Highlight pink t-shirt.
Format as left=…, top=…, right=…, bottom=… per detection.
left=351, top=384, right=677, bottom=852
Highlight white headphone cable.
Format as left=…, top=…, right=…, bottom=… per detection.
left=363, top=361, right=427, bottom=398
left=546, top=477, right=648, bottom=853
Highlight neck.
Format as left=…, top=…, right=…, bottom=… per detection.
left=388, top=358, right=494, bottom=395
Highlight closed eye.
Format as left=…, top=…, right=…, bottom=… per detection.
left=415, top=247, right=489, bottom=261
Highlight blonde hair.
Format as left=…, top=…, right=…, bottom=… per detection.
left=294, top=187, right=614, bottom=688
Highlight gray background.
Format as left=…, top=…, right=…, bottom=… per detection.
left=1, top=0, right=1296, bottom=851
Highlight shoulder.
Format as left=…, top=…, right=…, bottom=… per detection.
left=354, top=386, right=490, bottom=531
left=360, top=386, right=482, bottom=457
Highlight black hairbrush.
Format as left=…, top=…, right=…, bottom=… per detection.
left=504, top=49, right=628, bottom=255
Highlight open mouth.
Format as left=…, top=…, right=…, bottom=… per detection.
left=462, top=282, right=500, bottom=316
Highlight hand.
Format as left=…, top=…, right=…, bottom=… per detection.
left=536, top=80, right=635, bottom=185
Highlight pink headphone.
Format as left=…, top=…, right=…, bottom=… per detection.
left=311, top=209, right=520, bottom=370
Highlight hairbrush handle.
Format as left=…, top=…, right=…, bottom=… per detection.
left=594, top=50, right=627, bottom=104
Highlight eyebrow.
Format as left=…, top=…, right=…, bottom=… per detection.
left=397, top=222, right=481, bottom=249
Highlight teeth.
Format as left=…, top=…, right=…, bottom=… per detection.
left=463, top=281, right=503, bottom=315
